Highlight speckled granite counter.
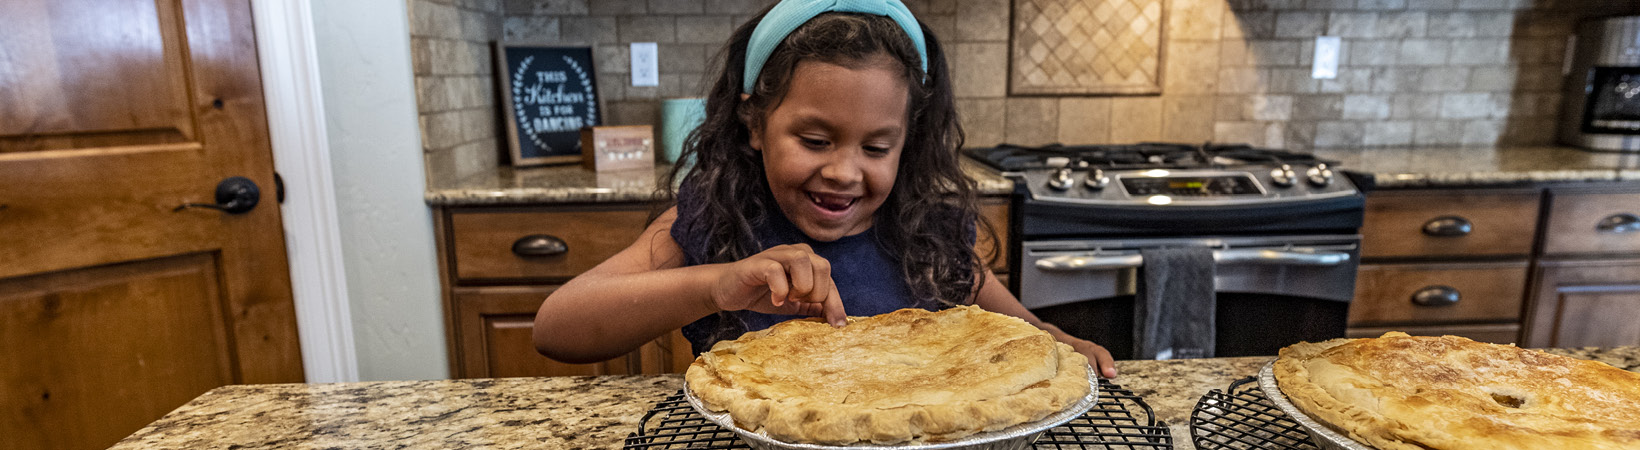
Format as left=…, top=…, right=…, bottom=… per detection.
left=425, top=160, right=1014, bottom=206
left=1314, top=146, right=1640, bottom=189
left=112, top=346, right=1639, bottom=450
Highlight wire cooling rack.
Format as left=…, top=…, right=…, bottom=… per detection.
left=1189, top=377, right=1319, bottom=450
left=623, top=378, right=1172, bottom=450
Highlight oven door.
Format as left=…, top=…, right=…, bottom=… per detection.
left=1019, top=235, right=1360, bottom=359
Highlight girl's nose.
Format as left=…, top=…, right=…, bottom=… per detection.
left=818, top=149, right=863, bottom=185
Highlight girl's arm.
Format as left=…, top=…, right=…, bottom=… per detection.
left=532, top=207, right=845, bottom=363
left=971, top=270, right=1120, bottom=379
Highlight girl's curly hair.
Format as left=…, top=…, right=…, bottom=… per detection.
left=663, top=8, right=994, bottom=306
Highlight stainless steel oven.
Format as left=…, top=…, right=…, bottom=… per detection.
left=968, top=143, right=1366, bottom=360
left=1020, top=235, right=1359, bottom=360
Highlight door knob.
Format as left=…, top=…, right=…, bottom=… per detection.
left=175, top=176, right=261, bottom=214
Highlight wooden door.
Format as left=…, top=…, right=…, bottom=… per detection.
left=0, top=1, right=303, bottom=449
left=1525, top=259, right=1640, bottom=349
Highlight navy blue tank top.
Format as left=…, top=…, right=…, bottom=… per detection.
left=670, top=183, right=944, bottom=355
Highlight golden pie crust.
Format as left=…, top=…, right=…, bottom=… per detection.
left=685, top=306, right=1091, bottom=445
left=1274, top=332, right=1640, bottom=450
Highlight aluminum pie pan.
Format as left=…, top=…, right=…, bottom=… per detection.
left=1256, top=361, right=1374, bottom=450
left=683, top=365, right=1099, bottom=450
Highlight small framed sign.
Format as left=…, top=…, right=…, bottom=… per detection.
left=495, top=43, right=601, bottom=166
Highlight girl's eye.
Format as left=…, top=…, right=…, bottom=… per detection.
left=800, top=138, right=829, bottom=149
left=864, top=146, right=891, bottom=155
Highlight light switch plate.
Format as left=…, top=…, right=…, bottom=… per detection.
left=631, top=42, right=658, bottom=86
left=1312, top=36, right=1340, bottom=80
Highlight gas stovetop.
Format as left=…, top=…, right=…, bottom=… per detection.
left=966, top=142, right=1359, bottom=207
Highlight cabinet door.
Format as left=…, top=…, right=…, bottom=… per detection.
left=454, top=286, right=630, bottom=377
left=452, top=285, right=693, bottom=377
left=1525, top=259, right=1640, bottom=348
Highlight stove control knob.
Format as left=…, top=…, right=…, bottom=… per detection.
left=1046, top=168, right=1075, bottom=191
left=1083, top=169, right=1109, bottom=190
left=1307, top=163, right=1334, bottom=187
left=1270, top=164, right=1297, bottom=188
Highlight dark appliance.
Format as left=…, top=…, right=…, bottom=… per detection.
left=1560, top=15, right=1640, bottom=151
left=969, top=142, right=1365, bottom=360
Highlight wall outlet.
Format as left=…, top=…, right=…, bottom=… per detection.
left=631, top=42, right=659, bottom=87
left=1312, top=36, right=1340, bottom=80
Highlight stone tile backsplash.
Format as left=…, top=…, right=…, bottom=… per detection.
left=411, top=0, right=1640, bottom=181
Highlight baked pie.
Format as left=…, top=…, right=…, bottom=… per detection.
left=1274, top=332, right=1640, bottom=450
left=685, top=306, right=1091, bottom=445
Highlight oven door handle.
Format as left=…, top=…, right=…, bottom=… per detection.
left=1035, top=249, right=1352, bottom=271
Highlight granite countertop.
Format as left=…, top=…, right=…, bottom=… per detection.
left=425, top=147, right=1640, bottom=206
left=112, top=346, right=1640, bottom=450
left=424, top=159, right=1014, bottom=206
left=1314, top=146, right=1640, bottom=189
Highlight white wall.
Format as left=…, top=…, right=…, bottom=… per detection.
left=310, top=0, right=449, bottom=380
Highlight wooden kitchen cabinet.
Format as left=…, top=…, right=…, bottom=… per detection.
left=1524, top=258, right=1640, bottom=348
left=1523, top=187, right=1640, bottom=348
left=436, top=198, right=1014, bottom=377
left=436, top=204, right=686, bottom=378
left=1349, top=189, right=1540, bottom=344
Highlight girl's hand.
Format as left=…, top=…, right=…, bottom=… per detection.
left=1065, top=337, right=1118, bottom=379
left=710, top=244, right=848, bottom=326
left=1038, top=323, right=1118, bottom=379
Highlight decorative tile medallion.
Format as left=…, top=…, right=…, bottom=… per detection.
left=1010, top=0, right=1166, bottom=95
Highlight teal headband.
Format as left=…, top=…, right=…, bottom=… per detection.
left=741, top=0, right=928, bottom=94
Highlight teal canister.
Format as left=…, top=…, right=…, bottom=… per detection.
left=659, top=97, right=707, bottom=164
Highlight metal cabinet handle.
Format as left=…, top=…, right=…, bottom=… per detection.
left=1596, top=213, right=1639, bottom=234
left=1035, top=249, right=1351, bottom=271
left=512, top=234, right=568, bottom=257
left=1410, top=285, right=1461, bottom=307
left=1422, top=216, right=1472, bottom=237
left=174, top=176, right=261, bottom=214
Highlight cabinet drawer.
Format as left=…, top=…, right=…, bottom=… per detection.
left=1349, top=262, right=1527, bottom=325
left=1347, top=323, right=1520, bottom=345
left=449, top=208, right=650, bottom=281
left=1542, top=192, right=1640, bottom=256
left=1360, top=190, right=1539, bottom=258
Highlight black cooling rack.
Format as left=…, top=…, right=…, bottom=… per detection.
left=624, top=379, right=1172, bottom=449
left=1189, top=377, right=1319, bottom=450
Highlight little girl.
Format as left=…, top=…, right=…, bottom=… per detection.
left=533, top=0, right=1117, bottom=378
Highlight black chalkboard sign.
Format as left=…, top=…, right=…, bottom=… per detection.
left=495, top=44, right=601, bottom=166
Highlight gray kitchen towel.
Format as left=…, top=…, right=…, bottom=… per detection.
left=1134, top=247, right=1216, bottom=360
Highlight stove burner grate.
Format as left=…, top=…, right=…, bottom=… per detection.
left=1190, top=377, right=1320, bottom=450
left=623, top=378, right=1173, bottom=449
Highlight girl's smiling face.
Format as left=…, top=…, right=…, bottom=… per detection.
left=750, top=56, right=909, bottom=242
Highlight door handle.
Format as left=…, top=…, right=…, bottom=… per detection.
left=1596, top=213, right=1639, bottom=234
left=175, top=176, right=261, bottom=214
left=512, top=234, right=569, bottom=257
left=1410, top=285, right=1461, bottom=307
left=1035, top=249, right=1351, bottom=271
left=1422, top=216, right=1472, bottom=236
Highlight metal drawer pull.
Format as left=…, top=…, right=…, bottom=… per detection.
left=1036, top=249, right=1351, bottom=271
left=1596, top=213, right=1639, bottom=234
left=1422, top=216, right=1472, bottom=237
left=512, top=234, right=568, bottom=257
left=1410, top=285, right=1461, bottom=307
